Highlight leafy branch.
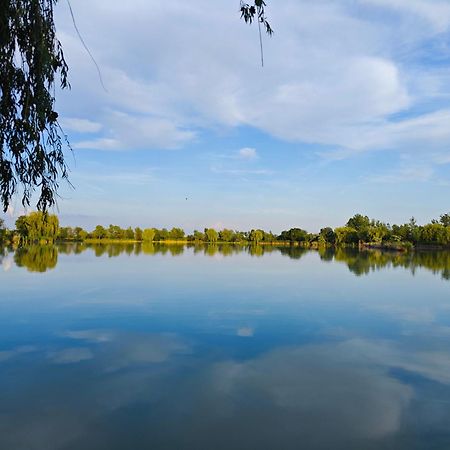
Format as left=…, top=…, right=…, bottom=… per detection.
left=240, top=0, right=273, bottom=66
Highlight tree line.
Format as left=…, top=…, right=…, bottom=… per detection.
left=1, top=212, right=450, bottom=248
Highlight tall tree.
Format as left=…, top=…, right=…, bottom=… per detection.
left=1, top=0, right=70, bottom=212
left=142, top=228, right=155, bottom=242
left=15, top=211, right=59, bottom=243
left=134, top=227, right=143, bottom=241
left=249, top=229, right=263, bottom=244
left=204, top=228, right=218, bottom=243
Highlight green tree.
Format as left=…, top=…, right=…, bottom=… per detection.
left=92, top=225, right=107, bottom=239
left=77, top=229, right=88, bottom=241
left=346, top=214, right=370, bottom=232
left=233, top=231, right=248, bottom=242
left=219, top=229, right=235, bottom=242
left=125, top=227, right=134, bottom=240
left=155, top=228, right=169, bottom=241
left=356, top=223, right=388, bottom=244
left=58, top=226, right=74, bottom=240
left=262, top=231, right=277, bottom=242
left=249, top=229, right=263, bottom=244
left=107, top=224, right=124, bottom=240
left=135, top=227, right=143, bottom=241
left=74, top=226, right=86, bottom=240
left=142, top=228, right=156, bottom=242
left=278, top=228, right=309, bottom=243
left=421, top=223, right=450, bottom=245
left=169, top=227, right=185, bottom=240
left=192, top=230, right=206, bottom=242
left=15, top=211, right=59, bottom=243
left=408, top=217, right=421, bottom=244
left=334, top=226, right=358, bottom=245
left=440, top=213, right=450, bottom=227
left=205, top=228, right=218, bottom=242
left=319, top=227, right=335, bottom=244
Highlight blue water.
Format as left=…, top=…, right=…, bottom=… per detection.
left=1, top=244, right=450, bottom=449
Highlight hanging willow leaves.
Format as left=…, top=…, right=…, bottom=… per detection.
left=0, top=0, right=70, bottom=212
left=240, top=0, right=273, bottom=66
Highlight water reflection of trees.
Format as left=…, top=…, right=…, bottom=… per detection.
left=325, top=247, right=450, bottom=280
left=14, top=245, right=58, bottom=272
left=7, top=243, right=450, bottom=280
left=279, top=246, right=308, bottom=260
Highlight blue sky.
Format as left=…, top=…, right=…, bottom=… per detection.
left=5, top=0, right=450, bottom=232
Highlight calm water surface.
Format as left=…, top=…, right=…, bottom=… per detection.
left=1, top=244, right=450, bottom=449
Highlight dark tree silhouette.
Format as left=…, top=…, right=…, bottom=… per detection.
left=0, top=0, right=70, bottom=212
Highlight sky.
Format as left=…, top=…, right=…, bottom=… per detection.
left=5, top=0, right=450, bottom=232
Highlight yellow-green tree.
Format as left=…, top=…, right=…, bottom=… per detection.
left=15, top=212, right=59, bottom=244
left=143, top=228, right=156, bottom=242
left=204, top=228, right=218, bottom=242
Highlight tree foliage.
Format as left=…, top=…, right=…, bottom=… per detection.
left=15, top=210, right=59, bottom=243
left=142, top=228, right=156, bottom=242
left=204, top=228, right=218, bottom=243
left=0, top=0, right=70, bottom=212
left=240, top=0, right=273, bottom=35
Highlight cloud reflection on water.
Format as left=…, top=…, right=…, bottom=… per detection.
left=2, top=331, right=450, bottom=449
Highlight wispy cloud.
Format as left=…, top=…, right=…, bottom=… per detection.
left=367, top=165, right=433, bottom=183
left=210, top=166, right=272, bottom=176
left=60, top=117, right=102, bottom=133
left=75, top=169, right=156, bottom=186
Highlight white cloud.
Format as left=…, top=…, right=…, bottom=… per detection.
left=54, top=0, right=450, bottom=163
left=204, top=340, right=413, bottom=441
left=73, top=112, right=195, bottom=150
left=367, top=165, right=434, bottom=184
left=361, top=0, right=450, bottom=32
left=237, top=147, right=258, bottom=160
left=60, top=117, right=102, bottom=133
left=74, top=137, right=119, bottom=151
left=210, top=167, right=271, bottom=176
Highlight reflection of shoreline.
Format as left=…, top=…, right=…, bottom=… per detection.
left=5, top=244, right=450, bottom=280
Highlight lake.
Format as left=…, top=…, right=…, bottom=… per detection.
left=1, top=244, right=450, bottom=449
